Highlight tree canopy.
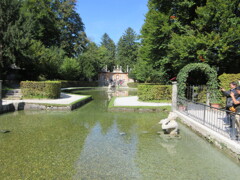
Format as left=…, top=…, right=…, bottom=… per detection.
left=0, top=0, right=88, bottom=80
left=133, top=0, right=240, bottom=83
left=116, top=27, right=139, bottom=72
left=1, top=0, right=239, bottom=82
left=99, top=33, right=116, bottom=71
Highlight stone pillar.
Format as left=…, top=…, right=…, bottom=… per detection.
left=206, top=92, right=210, bottom=106
left=0, top=80, right=2, bottom=112
left=172, top=81, right=178, bottom=111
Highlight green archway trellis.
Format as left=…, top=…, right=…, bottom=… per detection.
left=177, top=63, right=219, bottom=101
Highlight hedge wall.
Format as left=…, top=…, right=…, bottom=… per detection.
left=218, top=73, right=240, bottom=90
left=127, top=82, right=139, bottom=88
left=138, top=84, right=172, bottom=101
left=60, top=81, right=98, bottom=88
left=21, top=81, right=61, bottom=99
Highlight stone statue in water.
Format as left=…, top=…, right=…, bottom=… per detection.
left=159, top=112, right=179, bottom=135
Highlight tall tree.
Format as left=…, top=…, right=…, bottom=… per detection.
left=135, top=0, right=173, bottom=83
left=167, top=0, right=240, bottom=74
left=0, top=0, right=34, bottom=78
left=116, top=27, right=139, bottom=72
left=78, top=41, right=100, bottom=80
left=21, top=0, right=87, bottom=57
left=135, top=0, right=239, bottom=83
left=20, top=0, right=60, bottom=47
left=192, top=0, right=240, bottom=73
left=100, top=33, right=116, bottom=70
left=53, top=0, right=87, bottom=57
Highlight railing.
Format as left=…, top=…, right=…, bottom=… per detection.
left=177, top=97, right=240, bottom=141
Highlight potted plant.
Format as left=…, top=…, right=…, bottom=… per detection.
left=177, top=98, right=187, bottom=111
left=210, top=90, right=222, bottom=109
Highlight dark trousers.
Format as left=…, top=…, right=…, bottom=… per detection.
left=226, top=107, right=233, bottom=127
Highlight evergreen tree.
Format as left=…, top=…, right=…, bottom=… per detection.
left=0, top=0, right=88, bottom=80
left=135, top=0, right=173, bottom=83
left=168, top=0, right=240, bottom=74
left=21, top=0, right=87, bottom=57
left=193, top=0, right=240, bottom=73
left=136, top=0, right=239, bottom=83
left=53, top=0, right=87, bottom=57
left=60, top=57, right=80, bottom=80
left=100, top=33, right=116, bottom=70
left=78, top=42, right=100, bottom=80
left=116, top=27, right=139, bottom=72
left=0, top=0, right=34, bottom=78
left=20, top=0, right=60, bottom=47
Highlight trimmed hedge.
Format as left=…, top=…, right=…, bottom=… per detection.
left=127, top=82, right=139, bottom=88
left=138, top=84, right=172, bottom=101
left=60, top=81, right=98, bottom=88
left=218, top=73, right=240, bottom=90
left=21, top=81, right=61, bottom=99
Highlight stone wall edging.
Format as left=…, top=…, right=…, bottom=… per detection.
left=0, top=97, right=92, bottom=113
left=108, top=107, right=164, bottom=112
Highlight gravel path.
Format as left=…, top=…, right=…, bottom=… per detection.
left=2, top=93, right=87, bottom=105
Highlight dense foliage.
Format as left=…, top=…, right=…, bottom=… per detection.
left=0, top=0, right=33, bottom=78
left=133, top=0, right=240, bottom=83
left=60, top=81, right=98, bottom=88
left=0, top=0, right=87, bottom=81
left=218, top=73, right=240, bottom=90
left=99, top=33, right=116, bottom=71
left=20, top=81, right=61, bottom=99
left=116, top=27, right=139, bottom=72
left=1, top=0, right=239, bottom=84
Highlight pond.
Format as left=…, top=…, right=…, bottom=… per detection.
left=0, top=88, right=240, bottom=179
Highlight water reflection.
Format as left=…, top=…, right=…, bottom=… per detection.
left=0, top=89, right=240, bottom=179
left=74, top=122, right=141, bottom=179
left=107, top=89, right=129, bottom=101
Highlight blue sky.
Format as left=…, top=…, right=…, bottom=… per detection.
left=76, top=0, right=148, bottom=45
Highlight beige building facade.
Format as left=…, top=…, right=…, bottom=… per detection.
left=98, top=65, right=134, bottom=87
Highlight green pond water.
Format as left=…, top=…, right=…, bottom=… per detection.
left=0, top=88, right=240, bottom=179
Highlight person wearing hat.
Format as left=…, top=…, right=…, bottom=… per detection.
left=230, top=86, right=240, bottom=137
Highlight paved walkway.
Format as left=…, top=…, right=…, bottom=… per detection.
left=114, top=96, right=171, bottom=107
left=2, top=93, right=88, bottom=105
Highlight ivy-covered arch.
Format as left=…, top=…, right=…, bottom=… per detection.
left=177, top=63, right=219, bottom=99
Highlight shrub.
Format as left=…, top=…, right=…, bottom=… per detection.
left=21, top=81, right=61, bottom=99
left=138, top=84, right=172, bottom=101
left=59, top=57, right=81, bottom=80
left=60, top=81, right=98, bottom=88
left=218, top=73, right=240, bottom=90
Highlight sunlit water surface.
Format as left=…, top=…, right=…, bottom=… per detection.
left=0, top=88, right=239, bottom=179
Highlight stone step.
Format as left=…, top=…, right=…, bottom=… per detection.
left=4, top=97, right=22, bottom=100
left=6, top=89, right=21, bottom=94
left=5, top=93, right=22, bottom=96
left=3, top=89, right=22, bottom=100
